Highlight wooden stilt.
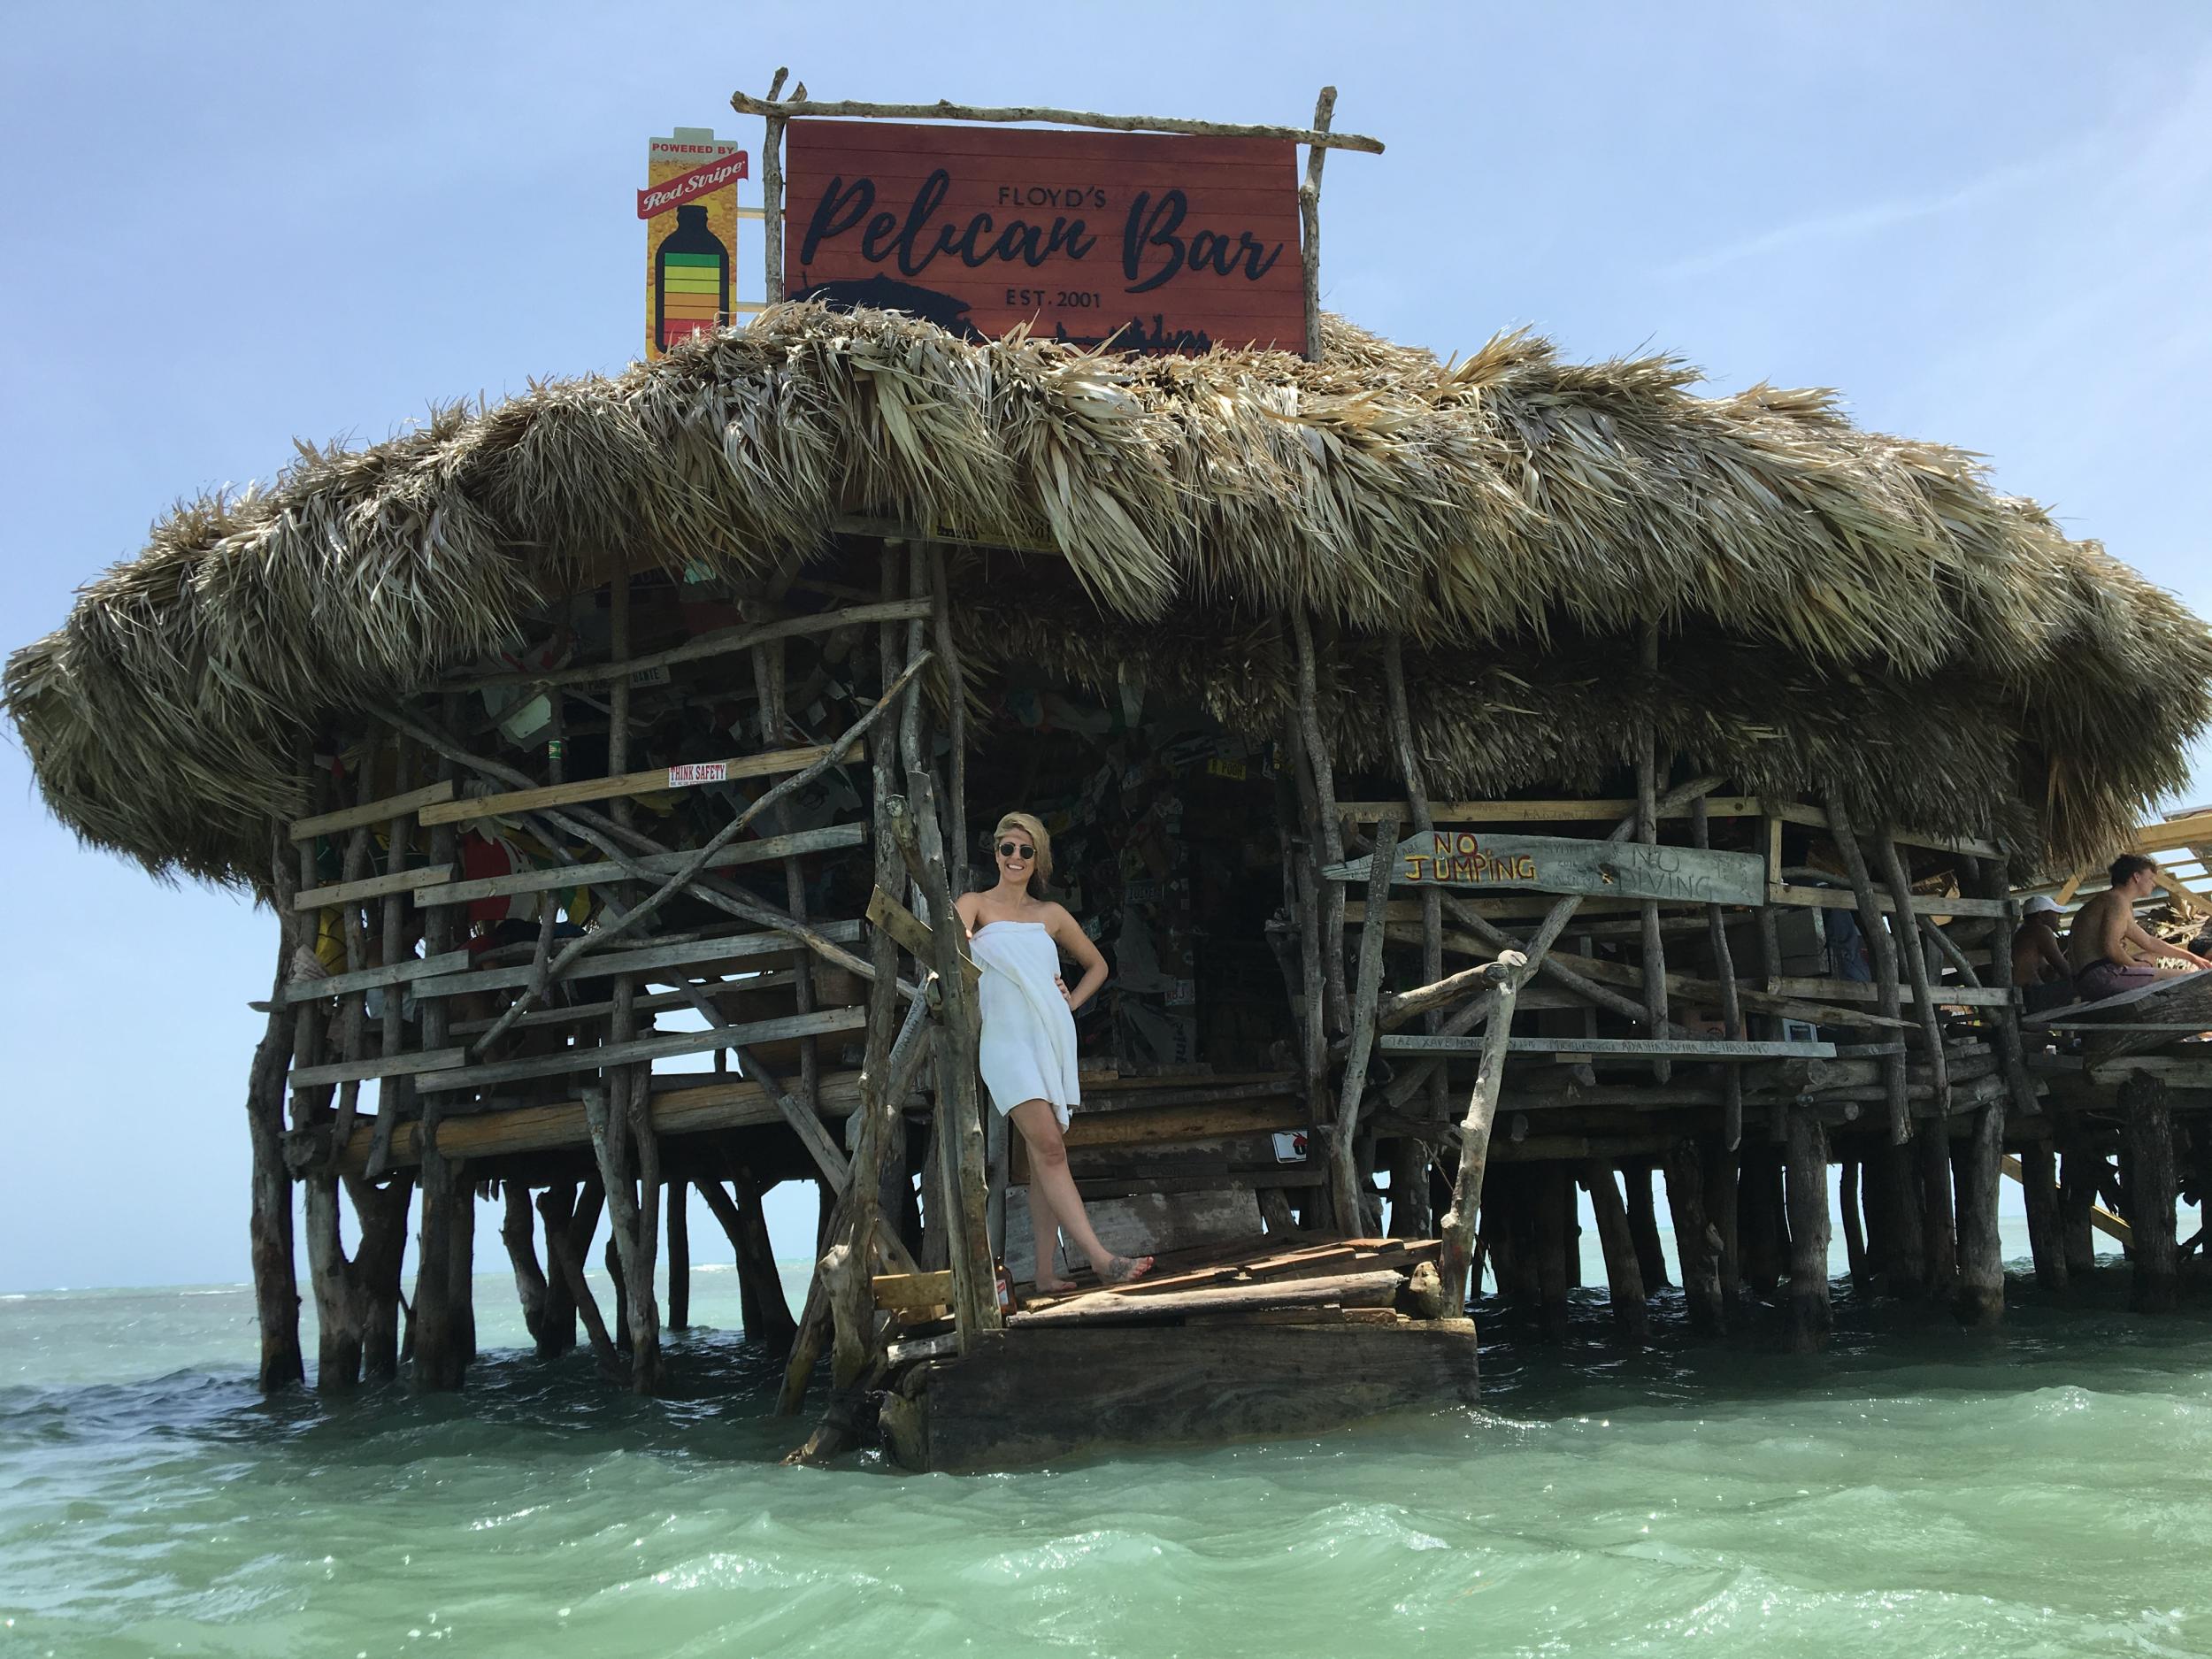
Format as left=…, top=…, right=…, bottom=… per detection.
left=1621, top=1158, right=1671, bottom=1290
left=1288, top=610, right=1348, bottom=1040
left=1875, top=831, right=1950, bottom=1118
left=604, top=1232, right=631, bottom=1354
left=1435, top=957, right=1522, bottom=1310
left=450, top=1168, right=477, bottom=1366
left=1582, top=1162, right=1650, bottom=1342
left=702, top=1171, right=799, bottom=1351
left=1873, top=1140, right=1926, bottom=1297
left=1737, top=1142, right=1783, bottom=1301
left=412, top=708, right=471, bottom=1393
left=502, top=1181, right=549, bottom=1350
left=2059, top=1138, right=2100, bottom=1277
left=2018, top=1141, right=2068, bottom=1292
left=539, top=1184, right=623, bottom=1380
left=250, top=833, right=305, bottom=1394
left=533, top=1183, right=581, bottom=1356
left=1919, top=1117, right=1960, bottom=1302
left=1533, top=1164, right=1571, bottom=1342
left=1691, top=793, right=1745, bottom=1148
left=1663, top=1137, right=1727, bottom=1335
left=1954, top=1104, right=2006, bottom=1326
left=1783, top=1110, right=1832, bottom=1351
left=1382, top=634, right=1448, bottom=1209
left=2120, top=1074, right=2179, bottom=1313
left=1702, top=1140, right=1740, bottom=1302
left=1331, top=810, right=1399, bottom=1236
left=1839, top=1157, right=1870, bottom=1289
left=667, top=1181, right=691, bottom=1333
left=350, top=1176, right=413, bottom=1382
left=1633, top=626, right=1670, bottom=1083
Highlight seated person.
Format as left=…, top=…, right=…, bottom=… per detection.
left=2065, top=854, right=2212, bottom=1000
left=2014, top=894, right=2073, bottom=1011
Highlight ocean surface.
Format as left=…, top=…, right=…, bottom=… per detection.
left=5, top=1228, right=2211, bottom=1659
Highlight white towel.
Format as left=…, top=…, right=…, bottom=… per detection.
left=970, top=921, right=1079, bottom=1128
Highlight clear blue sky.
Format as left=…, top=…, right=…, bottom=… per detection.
left=4, top=3, right=2209, bottom=1293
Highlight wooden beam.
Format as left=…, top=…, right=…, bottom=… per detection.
left=864, top=885, right=980, bottom=987
left=278, top=949, right=471, bottom=1006
left=413, top=920, right=863, bottom=999
left=727, top=88, right=1386, bottom=152
left=416, top=1006, right=868, bottom=1093
left=1768, top=883, right=2009, bottom=919
left=294, top=863, right=453, bottom=911
left=1333, top=797, right=1763, bottom=824
left=418, top=741, right=846, bottom=827
left=288, top=780, right=456, bottom=841
left=1329, top=829, right=1766, bottom=908
left=1379, top=1035, right=1838, bottom=1060
left=872, top=1270, right=955, bottom=1314
left=291, top=1047, right=467, bottom=1089
left=416, top=823, right=864, bottom=908
left=1763, top=799, right=2003, bottom=859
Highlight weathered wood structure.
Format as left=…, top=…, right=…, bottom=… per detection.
left=11, top=86, right=2212, bottom=1464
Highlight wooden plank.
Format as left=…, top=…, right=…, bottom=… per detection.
left=291, top=1046, right=467, bottom=1089
left=872, top=1271, right=955, bottom=1313
left=1006, top=1267, right=1405, bottom=1327
left=417, top=741, right=847, bottom=826
left=288, top=779, right=457, bottom=841
left=2084, top=1054, right=2212, bottom=1084
left=1763, top=799, right=2004, bottom=859
left=332, top=1069, right=874, bottom=1172
left=278, top=949, right=472, bottom=1006
left=1767, top=975, right=2012, bottom=1009
left=1768, top=882, right=2009, bottom=919
left=294, top=862, right=454, bottom=912
left=1329, top=830, right=1767, bottom=907
left=864, top=885, right=981, bottom=987
left=2001, top=1155, right=2131, bottom=1245
left=1379, top=1034, right=1838, bottom=1060
left=1337, top=796, right=1763, bottom=824
left=446, top=973, right=800, bottom=1036
left=413, top=920, right=863, bottom=998
left=416, top=823, right=865, bottom=907
left=1061, top=1100, right=1308, bottom=1148
left=415, top=1005, right=866, bottom=1093
left=2129, top=809, right=2212, bottom=854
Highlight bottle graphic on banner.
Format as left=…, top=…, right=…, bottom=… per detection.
left=656, top=204, right=729, bottom=351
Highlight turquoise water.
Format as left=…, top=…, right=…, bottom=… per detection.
left=5, top=1241, right=2212, bottom=1658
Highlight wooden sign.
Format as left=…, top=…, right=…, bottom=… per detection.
left=1326, top=830, right=1768, bottom=907
left=782, top=119, right=1305, bottom=353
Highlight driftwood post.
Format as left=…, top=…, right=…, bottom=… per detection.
left=412, top=706, right=469, bottom=1392
left=1839, top=1158, right=1870, bottom=1288
left=501, top=1182, right=550, bottom=1350
left=1875, top=832, right=1950, bottom=1116
left=666, top=1184, right=691, bottom=1332
left=1621, top=1161, right=1671, bottom=1290
left=1435, top=956, right=1525, bottom=1312
left=1289, top=610, right=1348, bottom=1041
left=759, top=66, right=787, bottom=303
left=1954, top=1103, right=2006, bottom=1326
left=1330, top=812, right=1399, bottom=1236
left=2018, top=1141, right=2068, bottom=1292
left=701, top=1171, right=799, bottom=1351
left=1783, top=1109, right=1832, bottom=1352
left=1282, top=709, right=1332, bottom=1188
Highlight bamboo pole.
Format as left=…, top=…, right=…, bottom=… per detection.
left=1434, top=956, right=1526, bottom=1311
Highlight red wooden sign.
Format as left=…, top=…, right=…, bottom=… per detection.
left=782, top=119, right=1305, bottom=353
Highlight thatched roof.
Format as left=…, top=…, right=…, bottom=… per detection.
left=9, top=303, right=2208, bottom=884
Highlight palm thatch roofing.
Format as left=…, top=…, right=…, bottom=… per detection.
left=9, top=303, right=2208, bottom=886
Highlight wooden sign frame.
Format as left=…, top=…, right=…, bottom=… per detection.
left=1326, top=828, right=1769, bottom=908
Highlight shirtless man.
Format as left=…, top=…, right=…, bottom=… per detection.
left=2065, top=853, right=2212, bottom=1000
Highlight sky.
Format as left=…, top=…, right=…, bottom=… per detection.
left=4, top=2, right=2210, bottom=1294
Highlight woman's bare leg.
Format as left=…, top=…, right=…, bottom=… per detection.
left=1010, top=1100, right=1152, bottom=1285
left=1026, top=1179, right=1070, bottom=1291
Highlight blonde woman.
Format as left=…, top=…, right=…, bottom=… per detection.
left=955, top=811, right=1152, bottom=1290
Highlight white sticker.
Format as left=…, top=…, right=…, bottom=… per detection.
left=666, top=761, right=729, bottom=787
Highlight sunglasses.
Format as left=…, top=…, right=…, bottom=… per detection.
left=995, top=841, right=1034, bottom=861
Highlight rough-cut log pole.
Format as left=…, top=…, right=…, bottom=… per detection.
left=413, top=705, right=469, bottom=1391
left=1663, top=1138, right=1727, bottom=1335
left=365, top=734, right=415, bottom=1183
left=501, top=1182, right=549, bottom=1349
left=449, top=1175, right=476, bottom=1365
left=728, top=87, right=1386, bottom=151
left=2119, top=1073, right=2179, bottom=1313
left=1954, top=1104, right=2006, bottom=1326
left=1621, top=1159, right=1671, bottom=1290
left=1298, top=85, right=1335, bottom=362
left=1533, top=1164, right=1572, bottom=1342
left=1756, top=816, right=1785, bottom=994
left=903, top=775, right=1001, bottom=1345
left=1692, top=794, right=1746, bottom=1148
left=250, top=834, right=305, bottom=1394
left=1876, top=831, right=1950, bottom=1118
left=667, top=1182, right=691, bottom=1332
left=1332, top=811, right=1400, bottom=1235
left=1582, top=1162, right=1651, bottom=1342
left=929, top=545, right=970, bottom=895
left=2059, top=1140, right=2100, bottom=1278
left=1824, top=795, right=1909, bottom=1145
left=701, top=1171, right=799, bottom=1351
left=538, top=1184, right=623, bottom=1380
left=1634, top=628, right=1671, bottom=1084
left=1283, top=708, right=1332, bottom=1173
left=1382, top=635, right=1445, bottom=1232
left=1872, top=1141, right=1926, bottom=1297
left=1969, top=856, right=2045, bottom=1126
left=2018, top=1142, right=2068, bottom=1292
left=1839, top=1158, right=1870, bottom=1289
left=1702, top=1140, right=1740, bottom=1302
left=1783, top=1109, right=1832, bottom=1352
left=755, top=637, right=821, bottom=1129
left=292, top=764, right=362, bottom=1391
left=349, top=1175, right=413, bottom=1382
left=759, top=67, right=787, bottom=302
left=1289, top=610, right=1348, bottom=1039
left=1435, top=957, right=1525, bottom=1312
left=1737, top=1143, right=1783, bottom=1299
